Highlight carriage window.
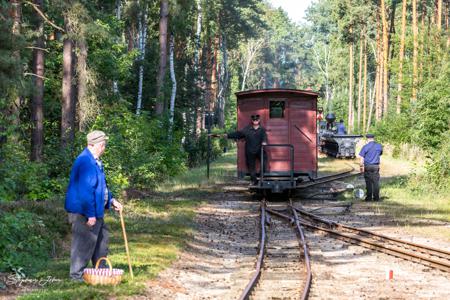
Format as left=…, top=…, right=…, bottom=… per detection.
left=270, top=101, right=285, bottom=118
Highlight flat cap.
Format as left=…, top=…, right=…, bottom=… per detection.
left=365, top=133, right=375, bottom=138
left=87, top=130, right=109, bottom=145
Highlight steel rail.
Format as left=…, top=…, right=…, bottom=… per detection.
left=293, top=206, right=450, bottom=260
left=239, top=202, right=267, bottom=300
left=288, top=207, right=450, bottom=272
left=265, top=207, right=312, bottom=300
left=297, top=167, right=360, bottom=189
left=291, top=207, right=312, bottom=300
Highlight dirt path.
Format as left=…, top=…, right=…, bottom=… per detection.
left=138, top=191, right=260, bottom=299
left=142, top=159, right=450, bottom=299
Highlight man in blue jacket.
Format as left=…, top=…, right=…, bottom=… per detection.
left=359, top=133, right=383, bottom=201
left=65, top=130, right=122, bottom=281
left=337, top=119, right=347, bottom=134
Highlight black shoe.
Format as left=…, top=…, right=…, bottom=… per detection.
left=373, top=198, right=380, bottom=202
left=364, top=198, right=372, bottom=202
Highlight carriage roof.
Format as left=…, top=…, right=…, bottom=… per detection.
left=235, top=88, right=319, bottom=99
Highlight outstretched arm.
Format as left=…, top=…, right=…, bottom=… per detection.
left=210, top=129, right=246, bottom=139
left=226, top=131, right=245, bottom=139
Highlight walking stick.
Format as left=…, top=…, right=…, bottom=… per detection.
left=119, top=208, right=134, bottom=279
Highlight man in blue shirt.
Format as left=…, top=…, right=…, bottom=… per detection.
left=65, top=130, right=123, bottom=281
left=336, top=119, right=347, bottom=134
left=359, top=133, right=383, bottom=201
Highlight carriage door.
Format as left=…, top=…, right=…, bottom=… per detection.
left=289, top=99, right=316, bottom=174
left=265, top=99, right=291, bottom=175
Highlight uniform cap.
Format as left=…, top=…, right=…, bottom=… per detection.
left=87, top=130, right=109, bottom=145
left=365, top=133, right=375, bottom=138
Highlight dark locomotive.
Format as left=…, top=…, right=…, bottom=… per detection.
left=319, top=113, right=362, bottom=158
left=235, top=89, right=318, bottom=194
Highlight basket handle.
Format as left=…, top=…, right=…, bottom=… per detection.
left=95, top=257, right=113, bottom=272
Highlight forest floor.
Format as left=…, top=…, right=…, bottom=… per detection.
left=2, top=148, right=449, bottom=299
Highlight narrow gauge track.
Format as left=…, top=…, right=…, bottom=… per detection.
left=239, top=201, right=312, bottom=300
left=270, top=205, right=450, bottom=273
left=296, top=166, right=360, bottom=189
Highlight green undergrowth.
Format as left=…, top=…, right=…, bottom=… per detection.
left=157, top=149, right=237, bottom=193
left=328, top=153, right=450, bottom=238
left=6, top=151, right=237, bottom=300
left=374, top=176, right=450, bottom=223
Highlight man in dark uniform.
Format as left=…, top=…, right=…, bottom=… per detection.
left=218, top=114, right=267, bottom=184
left=359, top=133, right=383, bottom=201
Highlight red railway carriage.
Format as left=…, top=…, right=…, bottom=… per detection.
left=235, top=89, right=318, bottom=190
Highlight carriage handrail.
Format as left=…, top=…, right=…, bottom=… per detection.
left=260, top=144, right=295, bottom=187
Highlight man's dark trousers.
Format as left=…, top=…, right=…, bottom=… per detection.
left=246, top=151, right=267, bottom=183
left=364, top=165, right=380, bottom=201
left=68, top=213, right=109, bottom=280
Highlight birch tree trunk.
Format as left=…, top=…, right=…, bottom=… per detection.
left=241, top=39, right=264, bottom=90
left=381, top=0, right=389, bottom=117
left=397, top=0, right=407, bottom=114
left=136, top=10, right=147, bottom=115
left=357, top=31, right=363, bottom=131
left=155, top=0, right=169, bottom=115
left=194, top=0, right=202, bottom=72
left=363, top=36, right=368, bottom=132
left=412, top=0, right=418, bottom=102
left=31, top=0, right=44, bottom=162
left=116, top=0, right=121, bottom=20
left=113, top=0, right=121, bottom=94
left=367, top=81, right=376, bottom=133
left=347, top=31, right=354, bottom=133
left=11, top=0, right=22, bottom=130
left=194, top=0, right=203, bottom=136
left=168, top=34, right=177, bottom=139
left=217, top=35, right=229, bottom=128
left=375, top=10, right=382, bottom=121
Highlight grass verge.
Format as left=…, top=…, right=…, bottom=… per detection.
left=329, top=151, right=449, bottom=240
left=376, top=176, right=450, bottom=222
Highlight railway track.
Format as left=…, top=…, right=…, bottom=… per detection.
left=239, top=201, right=312, bottom=300
left=270, top=204, right=450, bottom=273
left=238, top=169, right=449, bottom=299
left=296, top=166, right=360, bottom=189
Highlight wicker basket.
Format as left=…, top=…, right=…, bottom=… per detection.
left=83, top=257, right=124, bottom=285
